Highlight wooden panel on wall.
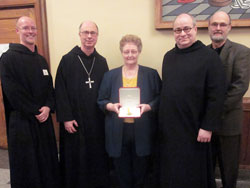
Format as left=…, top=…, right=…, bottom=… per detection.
left=0, top=0, right=50, bottom=63
left=0, top=6, right=36, bottom=149
left=0, top=7, right=35, bottom=43
left=0, top=0, right=35, bottom=7
left=0, top=81, right=6, bottom=148
left=0, top=0, right=52, bottom=149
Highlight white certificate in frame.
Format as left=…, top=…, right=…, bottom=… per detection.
left=119, top=87, right=141, bottom=118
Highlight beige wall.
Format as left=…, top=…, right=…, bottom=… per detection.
left=45, top=0, right=250, bottom=96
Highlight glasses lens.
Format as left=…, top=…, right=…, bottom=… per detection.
left=21, top=26, right=37, bottom=31
left=174, top=27, right=192, bottom=34
left=220, top=23, right=228, bottom=27
left=174, top=29, right=182, bottom=34
left=183, top=27, right=192, bottom=33
left=211, top=22, right=228, bottom=28
left=82, top=31, right=97, bottom=36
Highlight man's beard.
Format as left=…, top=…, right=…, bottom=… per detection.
left=210, top=35, right=225, bottom=43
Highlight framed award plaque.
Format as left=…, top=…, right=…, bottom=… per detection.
left=119, top=87, right=141, bottom=118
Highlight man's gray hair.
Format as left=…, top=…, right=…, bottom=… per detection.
left=78, top=21, right=99, bottom=32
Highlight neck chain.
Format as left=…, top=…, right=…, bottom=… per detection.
left=123, top=65, right=138, bottom=79
left=77, top=55, right=95, bottom=88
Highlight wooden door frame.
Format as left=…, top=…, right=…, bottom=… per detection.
left=0, top=0, right=51, bottom=148
left=0, top=0, right=50, bottom=65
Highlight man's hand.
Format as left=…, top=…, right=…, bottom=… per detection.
left=106, top=103, right=121, bottom=114
left=35, top=106, right=50, bottom=123
left=197, top=128, right=212, bottom=143
left=64, top=120, right=78, bottom=133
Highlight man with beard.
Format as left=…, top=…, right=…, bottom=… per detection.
left=208, top=11, right=250, bottom=188
left=159, top=13, right=226, bottom=188
left=55, top=21, right=110, bottom=188
left=0, top=16, right=59, bottom=188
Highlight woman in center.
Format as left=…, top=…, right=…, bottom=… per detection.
left=98, top=34, right=161, bottom=188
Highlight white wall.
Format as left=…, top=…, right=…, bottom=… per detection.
left=45, top=0, right=250, bottom=96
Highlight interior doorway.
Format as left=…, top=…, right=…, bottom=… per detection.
left=0, top=0, right=50, bottom=149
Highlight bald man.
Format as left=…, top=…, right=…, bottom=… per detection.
left=0, top=16, right=60, bottom=187
left=159, top=13, right=226, bottom=188
left=55, top=21, right=110, bottom=188
left=208, top=11, right=250, bottom=188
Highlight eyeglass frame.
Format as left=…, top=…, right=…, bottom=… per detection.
left=18, top=26, right=37, bottom=31
left=209, top=22, right=230, bottom=28
left=173, top=26, right=193, bottom=34
left=80, top=30, right=98, bottom=36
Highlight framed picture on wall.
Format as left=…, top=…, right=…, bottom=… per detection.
left=155, top=0, right=250, bottom=29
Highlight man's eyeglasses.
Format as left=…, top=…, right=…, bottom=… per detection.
left=173, top=27, right=193, bottom=34
left=19, top=26, right=37, bottom=31
left=210, top=22, right=229, bottom=28
left=80, top=31, right=98, bottom=36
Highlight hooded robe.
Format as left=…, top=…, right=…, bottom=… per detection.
left=55, top=46, right=110, bottom=188
left=0, top=43, right=60, bottom=188
left=159, top=41, right=226, bottom=188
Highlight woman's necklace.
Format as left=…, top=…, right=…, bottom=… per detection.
left=122, top=65, right=138, bottom=78
left=122, top=65, right=138, bottom=87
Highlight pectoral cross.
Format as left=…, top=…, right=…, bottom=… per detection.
left=85, top=77, right=94, bottom=88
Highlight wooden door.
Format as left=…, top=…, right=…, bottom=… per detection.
left=0, top=0, right=50, bottom=149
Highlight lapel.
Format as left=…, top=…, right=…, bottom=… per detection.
left=137, top=65, right=143, bottom=88
left=111, top=67, right=123, bottom=103
left=137, top=65, right=145, bottom=101
left=116, top=67, right=123, bottom=87
left=220, top=39, right=232, bottom=65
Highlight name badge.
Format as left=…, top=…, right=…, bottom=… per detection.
left=43, top=69, right=49, bottom=76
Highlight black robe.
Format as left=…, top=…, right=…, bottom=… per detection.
left=55, top=46, right=110, bottom=188
left=159, top=41, right=226, bottom=188
left=0, top=43, right=59, bottom=188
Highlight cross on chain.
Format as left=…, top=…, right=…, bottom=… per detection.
left=78, top=55, right=96, bottom=89
left=85, top=77, right=94, bottom=88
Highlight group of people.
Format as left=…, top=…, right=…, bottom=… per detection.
left=0, top=10, right=249, bottom=188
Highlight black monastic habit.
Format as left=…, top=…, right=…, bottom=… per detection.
left=0, top=43, right=60, bottom=188
left=55, top=46, right=110, bottom=188
left=159, top=41, right=226, bottom=188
